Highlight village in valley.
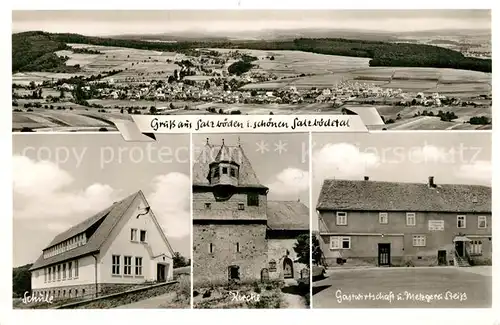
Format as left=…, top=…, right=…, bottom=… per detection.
left=13, top=32, right=492, bottom=132
left=10, top=9, right=494, bottom=314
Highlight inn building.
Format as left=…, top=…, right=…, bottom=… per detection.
left=316, top=177, right=492, bottom=267
left=29, top=190, right=174, bottom=300
left=192, top=139, right=310, bottom=286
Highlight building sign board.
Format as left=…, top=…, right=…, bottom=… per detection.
left=428, top=220, right=444, bottom=231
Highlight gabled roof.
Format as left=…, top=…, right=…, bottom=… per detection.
left=267, top=201, right=309, bottom=231
left=29, top=191, right=141, bottom=271
left=316, top=179, right=491, bottom=213
left=193, top=143, right=263, bottom=187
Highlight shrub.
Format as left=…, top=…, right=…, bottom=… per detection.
left=469, top=116, right=491, bottom=125
left=253, top=282, right=261, bottom=294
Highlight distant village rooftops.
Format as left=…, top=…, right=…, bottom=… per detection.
left=316, top=178, right=491, bottom=213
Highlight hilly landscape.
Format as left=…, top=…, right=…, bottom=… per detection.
left=11, top=30, right=492, bottom=132
left=12, top=31, right=492, bottom=73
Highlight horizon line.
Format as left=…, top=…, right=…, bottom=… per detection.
left=11, top=26, right=492, bottom=38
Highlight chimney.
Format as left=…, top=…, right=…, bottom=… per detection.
left=364, top=176, right=369, bottom=181
left=428, top=176, right=436, bottom=188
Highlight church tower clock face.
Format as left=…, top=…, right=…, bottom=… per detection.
left=213, top=184, right=235, bottom=201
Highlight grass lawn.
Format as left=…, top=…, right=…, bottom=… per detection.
left=312, top=267, right=491, bottom=308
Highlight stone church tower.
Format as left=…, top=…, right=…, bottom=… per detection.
left=192, top=139, right=269, bottom=286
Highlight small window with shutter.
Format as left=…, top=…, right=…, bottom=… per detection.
left=330, top=236, right=350, bottom=249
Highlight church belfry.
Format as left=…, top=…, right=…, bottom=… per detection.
left=207, top=140, right=240, bottom=187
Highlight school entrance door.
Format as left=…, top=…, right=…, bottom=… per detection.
left=157, top=264, right=166, bottom=282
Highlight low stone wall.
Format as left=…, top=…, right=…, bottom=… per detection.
left=32, top=283, right=147, bottom=301
left=32, top=283, right=98, bottom=301
left=57, top=281, right=177, bottom=309
left=470, top=256, right=492, bottom=266
left=325, top=257, right=377, bottom=267
left=325, top=255, right=442, bottom=267
left=402, top=255, right=439, bottom=267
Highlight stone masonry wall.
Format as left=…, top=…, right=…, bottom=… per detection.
left=193, top=223, right=268, bottom=287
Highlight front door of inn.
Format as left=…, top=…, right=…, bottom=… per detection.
left=378, top=243, right=391, bottom=266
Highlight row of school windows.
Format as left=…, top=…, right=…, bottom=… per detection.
left=42, top=260, right=79, bottom=283
left=329, top=236, right=484, bottom=255
left=335, top=212, right=488, bottom=229
left=37, top=288, right=86, bottom=299
left=43, top=234, right=87, bottom=259
left=112, top=255, right=143, bottom=276
left=204, top=193, right=259, bottom=210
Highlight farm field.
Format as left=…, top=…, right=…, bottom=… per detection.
left=12, top=105, right=132, bottom=132
left=384, top=116, right=478, bottom=130
left=192, top=102, right=339, bottom=115
left=209, top=48, right=371, bottom=74
left=12, top=71, right=92, bottom=86
left=15, top=44, right=492, bottom=95
left=239, top=64, right=491, bottom=95
left=12, top=43, right=492, bottom=131
left=14, top=99, right=488, bottom=131
left=53, top=44, right=188, bottom=85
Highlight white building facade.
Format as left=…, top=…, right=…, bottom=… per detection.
left=30, top=191, right=174, bottom=300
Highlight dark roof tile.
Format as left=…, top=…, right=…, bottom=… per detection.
left=193, top=143, right=262, bottom=186
left=316, top=179, right=491, bottom=213
left=30, top=191, right=140, bottom=271
left=267, top=201, right=309, bottom=231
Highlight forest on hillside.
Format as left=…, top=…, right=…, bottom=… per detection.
left=13, top=263, right=32, bottom=298
left=13, top=31, right=492, bottom=73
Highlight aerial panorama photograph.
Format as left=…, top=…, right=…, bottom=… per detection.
left=12, top=10, right=491, bottom=132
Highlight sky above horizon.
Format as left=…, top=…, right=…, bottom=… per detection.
left=12, top=10, right=491, bottom=36
left=311, top=131, right=492, bottom=231
left=12, top=134, right=191, bottom=267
